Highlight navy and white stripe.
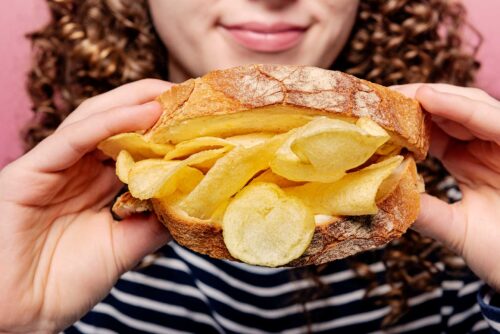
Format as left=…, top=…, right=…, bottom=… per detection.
left=478, top=286, right=500, bottom=333
left=63, top=241, right=499, bottom=333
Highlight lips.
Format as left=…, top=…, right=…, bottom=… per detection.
left=219, top=22, right=308, bottom=53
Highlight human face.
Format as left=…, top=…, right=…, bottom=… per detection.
left=148, top=0, right=359, bottom=83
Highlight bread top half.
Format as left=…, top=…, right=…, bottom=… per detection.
left=146, top=64, right=430, bottom=160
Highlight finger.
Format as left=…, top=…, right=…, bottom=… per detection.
left=428, top=123, right=452, bottom=160
left=82, top=166, right=123, bottom=212
left=392, top=83, right=500, bottom=106
left=432, top=116, right=475, bottom=141
left=92, top=149, right=113, bottom=162
left=416, top=86, right=500, bottom=144
left=428, top=126, right=500, bottom=187
left=390, top=83, right=424, bottom=98
left=110, top=213, right=171, bottom=273
left=467, top=140, right=500, bottom=176
left=22, top=101, right=162, bottom=172
left=49, top=164, right=123, bottom=215
left=59, top=79, right=172, bottom=129
left=412, top=194, right=466, bottom=255
left=447, top=141, right=500, bottom=188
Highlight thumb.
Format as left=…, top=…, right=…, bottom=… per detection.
left=110, top=214, right=171, bottom=273
left=413, top=194, right=466, bottom=255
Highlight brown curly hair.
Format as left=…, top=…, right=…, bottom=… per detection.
left=25, top=0, right=480, bottom=327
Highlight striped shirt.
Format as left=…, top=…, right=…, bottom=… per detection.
left=64, top=242, right=500, bottom=333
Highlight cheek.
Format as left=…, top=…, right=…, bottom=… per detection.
left=307, top=0, right=359, bottom=56
left=313, top=0, right=359, bottom=27
left=148, top=0, right=218, bottom=47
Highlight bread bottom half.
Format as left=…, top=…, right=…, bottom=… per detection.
left=151, top=156, right=420, bottom=267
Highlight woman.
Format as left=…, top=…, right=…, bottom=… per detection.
left=0, top=0, right=499, bottom=333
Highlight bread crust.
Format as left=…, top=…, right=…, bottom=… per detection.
left=147, top=64, right=429, bottom=160
left=114, top=65, right=428, bottom=267
left=112, top=192, right=152, bottom=218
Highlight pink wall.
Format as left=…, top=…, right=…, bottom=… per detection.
left=0, top=0, right=49, bottom=167
left=0, top=1, right=499, bottom=168
left=462, top=0, right=500, bottom=97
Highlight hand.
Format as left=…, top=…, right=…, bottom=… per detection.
left=0, top=79, right=172, bottom=333
left=394, top=84, right=500, bottom=291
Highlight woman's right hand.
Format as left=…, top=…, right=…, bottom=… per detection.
left=0, top=79, right=172, bottom=333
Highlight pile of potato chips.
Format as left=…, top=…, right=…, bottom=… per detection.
left=99, top=114, right=404, bottom=266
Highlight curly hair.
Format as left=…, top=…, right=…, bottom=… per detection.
left=25, top=0, right=480, bottom=327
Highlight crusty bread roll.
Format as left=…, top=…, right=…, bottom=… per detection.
left=111, top=64, right=429, bottom=267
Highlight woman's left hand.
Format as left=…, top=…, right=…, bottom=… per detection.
left=393, top=84, right=500, bottom=292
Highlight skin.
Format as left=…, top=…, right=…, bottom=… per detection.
left=148, top=0, right=359, bottom=82
left=0, top=0, right=499, bottom=332
left=394, top=84, right=500, bottom=291
left=0, top=80, right=172, bottom=333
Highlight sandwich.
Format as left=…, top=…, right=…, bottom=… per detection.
left=98, top=64, right=429, bottom=267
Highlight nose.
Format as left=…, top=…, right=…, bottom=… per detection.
left=249, top=0, right=298, bottom=10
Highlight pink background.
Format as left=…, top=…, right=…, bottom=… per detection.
left=1, top=0, right=499, bottom=168
left=0, top=0, right=49, bottom=167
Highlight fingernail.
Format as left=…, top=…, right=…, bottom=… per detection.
left=416, top=85, right=437, bottom=97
